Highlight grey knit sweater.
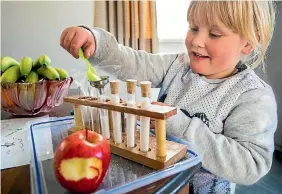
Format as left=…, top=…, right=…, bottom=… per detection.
left=86, top=27, right=277, bottom=193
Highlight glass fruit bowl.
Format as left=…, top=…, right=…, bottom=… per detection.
left=1, top=77, right=73, bottom=115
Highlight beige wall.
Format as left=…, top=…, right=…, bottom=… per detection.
left=2, top=1, right=94, bottom=89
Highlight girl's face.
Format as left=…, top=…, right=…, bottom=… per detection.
left=185, top=19, right=252, bottom=79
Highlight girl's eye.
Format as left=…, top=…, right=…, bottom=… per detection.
left=190, top=27, right=198, bottom=32
left=209, top=33, right=222, bottom=38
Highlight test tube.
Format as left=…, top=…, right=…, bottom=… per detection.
left=89, top=76, right=111, bottom=139
left=98, top=87, right=110, bottom=139
left=110, top=80, right=122, bottom=144
left=126, top=79, right=137, bottom=148
left=140, top=81, right=151, bottom=152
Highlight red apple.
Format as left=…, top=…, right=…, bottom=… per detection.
left=53, top=129, right=111, bottom=193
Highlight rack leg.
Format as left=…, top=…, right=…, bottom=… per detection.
left=74, top=104, right=83, bottom=130
left=155, top=119, right=166, bottom=157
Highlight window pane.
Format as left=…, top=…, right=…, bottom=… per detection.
left=156, top=0, right=190, bottom=40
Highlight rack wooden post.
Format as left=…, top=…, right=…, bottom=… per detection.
left=64, top=95, right=187, bottom=170
left=67, top=104, right=84, bottom=135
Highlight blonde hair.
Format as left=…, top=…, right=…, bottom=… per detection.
left=187, top=1, right=276, bottom=69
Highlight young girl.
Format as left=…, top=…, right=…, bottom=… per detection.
left=60, top=1, right=277, bottom=193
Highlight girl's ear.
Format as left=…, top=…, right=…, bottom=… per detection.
left=241, top=42, right=255, bottom=55
left=242, top=33, right=260, bottom=55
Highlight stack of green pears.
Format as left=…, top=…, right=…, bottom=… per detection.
left=0, top=55, right=69, bottom=84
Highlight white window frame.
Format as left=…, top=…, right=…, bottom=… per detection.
left=156, top=0, right=190, bottom=43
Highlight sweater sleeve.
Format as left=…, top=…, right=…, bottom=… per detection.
left=166, top=87, right=277, bottom=185
left=84, top=26, right=179, bottom=88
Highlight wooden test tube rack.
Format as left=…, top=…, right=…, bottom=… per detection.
left=64, top=95, right=187, bottom=170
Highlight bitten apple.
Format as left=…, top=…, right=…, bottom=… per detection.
left=53, top=129, right=111, bottom=193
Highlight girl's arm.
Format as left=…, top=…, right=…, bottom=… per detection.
left=166, top=87, right=277, bottom=185
left=85, top=26, right=180, bottom=88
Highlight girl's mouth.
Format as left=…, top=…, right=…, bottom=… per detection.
left=192, top=52, right=210, bottom=59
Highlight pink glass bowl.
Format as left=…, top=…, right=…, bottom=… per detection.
left=1, top=77, right=73, bottom=115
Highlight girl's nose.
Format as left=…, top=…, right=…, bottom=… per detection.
left=191, top=33, right=205, bottom=48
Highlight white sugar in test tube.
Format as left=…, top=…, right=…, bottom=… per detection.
left=98, top=89, right=110, bottom=139
left=110, top=80, right=122, bottom=144
left=126, top=79, right=137, bottom=148
left=100, top=114, right=110, bottom=139
left=140, top=81, right=151, bottom=152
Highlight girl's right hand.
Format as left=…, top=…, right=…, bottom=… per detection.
left=60, top=26, right=96, bottom=59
